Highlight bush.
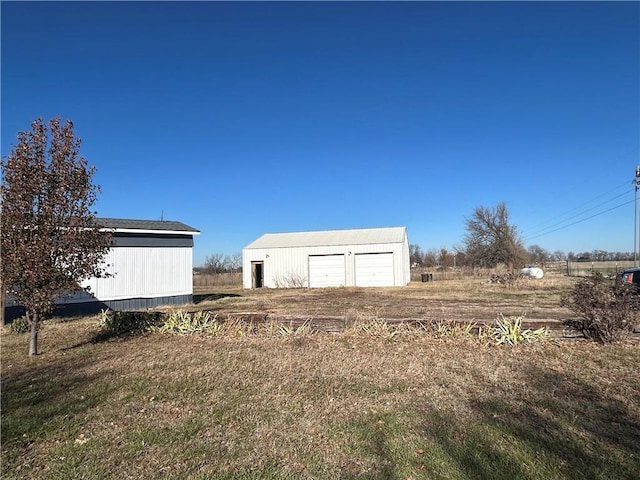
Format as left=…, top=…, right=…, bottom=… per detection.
left=561, top=273, right=639, bottom=343
left=156, top=311, right=261, bottom=336
left=97, top=309, right=162, bottom=336
left=489, top=314, right=549, bottom=345
left=8, top=315, right=29, bottom=334
left=156, top=310, right=219, bottom=335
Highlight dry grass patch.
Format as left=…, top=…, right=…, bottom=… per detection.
left=2, top=313, right=639, bottom=479
left=192, top=274, right=575, bottom=327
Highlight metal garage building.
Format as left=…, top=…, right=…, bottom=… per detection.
left=242, top=227, right=410, bottom=289
left=5, top=218, right=200, bottom=320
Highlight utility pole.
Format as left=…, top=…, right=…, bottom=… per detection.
left=635, top=166, right=640, bottom=267
left=0, top=185, right=4, bottom=326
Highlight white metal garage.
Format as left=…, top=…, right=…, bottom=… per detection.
left=242, top=227, right=410, bottom=289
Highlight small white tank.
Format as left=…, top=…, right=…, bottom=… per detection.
left=521, top=267, right=544, bottom=279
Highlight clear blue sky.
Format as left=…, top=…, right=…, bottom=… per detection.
left=2, top=1, right=639, bottom=266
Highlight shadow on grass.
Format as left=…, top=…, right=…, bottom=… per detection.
left=193, top=292, right=242, bottom=304
left=338, top=411, right=399, bottom=480
left=419, top=363, right=640, bottom=480
left=1, top=354, right=111, bottom=451
left=63, top=311, right=164, bottom=351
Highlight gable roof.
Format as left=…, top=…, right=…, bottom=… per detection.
left=244, top=226, right=407, bottom=249
left=97, top=218, right=200, bottom=235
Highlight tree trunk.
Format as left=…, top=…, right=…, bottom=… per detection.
left=0, top=279, right=5, bottom=327
left=29, top=312, right=39, bottom=356
left=0, top=268, right=4, bottom=327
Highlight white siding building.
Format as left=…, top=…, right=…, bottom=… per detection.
left=5, top=218, right=200, bottom=320
left=242, top=227, right=410, bottom=289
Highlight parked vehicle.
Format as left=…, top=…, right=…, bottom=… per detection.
left=616, top=267, right=640, bottom=289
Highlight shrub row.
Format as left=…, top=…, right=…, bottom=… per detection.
left=95, top=309, right=549, bottom=346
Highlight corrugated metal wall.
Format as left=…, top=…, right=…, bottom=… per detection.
left=74, top=246, right=193, bottom=302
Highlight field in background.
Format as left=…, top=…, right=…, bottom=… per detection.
left=193, top=272, right=242, bottom=287
left=412, top=261, right=638, bottom=282
left=563, top=260, right=636, bottom=277
left=193, top=261, right=639, bottom=289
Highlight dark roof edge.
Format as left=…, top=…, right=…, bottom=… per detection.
left=96, top=217, right=200, bottom=234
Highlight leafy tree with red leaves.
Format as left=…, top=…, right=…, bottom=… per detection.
left=1, top=118, right=112, bottom=355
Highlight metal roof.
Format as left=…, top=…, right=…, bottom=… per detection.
left=96, top=218, right=200, bottom=234
left=244, top=226, right=407, bottom=249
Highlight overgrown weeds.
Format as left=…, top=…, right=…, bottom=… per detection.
left=155, top=310, right=219, bottom=334
left=344, top=317, right=399, bottom=342
left=156, top=312, right=261, bottom=337
left=93, top=306, right=563, bottom=349
left=275, top=320, right=314, bottom=336
left=417, top=319, right=478, bottom=339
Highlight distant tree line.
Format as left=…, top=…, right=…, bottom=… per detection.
left=411, top=245, right=636, bottom=269
left=195, top=253, right=242, bottom=274
left=410, top=202, right=635, bottom=269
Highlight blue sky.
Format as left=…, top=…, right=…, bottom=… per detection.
left=2, top=1, right=639, bottom=266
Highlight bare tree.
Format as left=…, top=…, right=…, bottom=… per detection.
left=527, top=244, right=550, bottom=265
left=228, top=253, right=242, bottom=273
left=409, top=244, right=424, bottom=267
left=463, top=202, right=527, bottom=269
left=204, top=254, right=226, bottom=274
left=439, top=247, right=451, bottom=269
left=423, top=249, right=438, bottom=268
left=1, top=118, right=111, bottom=355
left=591, top=250, right=608, bottom=262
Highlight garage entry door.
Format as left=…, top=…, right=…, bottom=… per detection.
left=355, top=253, right=394, bottom=287
left=308, top=254, right=346, bottom=288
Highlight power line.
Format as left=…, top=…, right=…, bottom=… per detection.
left=521, top=188, right=631, bottom=241
left=520, top=181, right=630, bottom=238
left=524, top=199, right=633, bottom=243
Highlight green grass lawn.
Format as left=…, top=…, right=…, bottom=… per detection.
left=2, top=314, right=639, bottom=479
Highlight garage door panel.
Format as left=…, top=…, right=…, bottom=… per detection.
left=309, top=255, right=345, bottom=288
left=355, top=253, right=394, bottom=287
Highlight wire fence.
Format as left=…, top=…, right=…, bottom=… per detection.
left=562, top=261, right=636, bottom=277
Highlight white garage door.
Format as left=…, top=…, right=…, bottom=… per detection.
left=355, top=253, right=394, bottom=287
left=308, top=254, right=346, bottom=288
